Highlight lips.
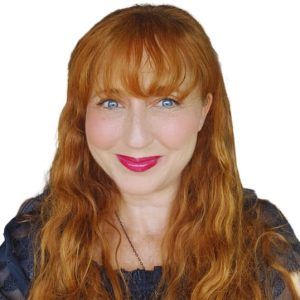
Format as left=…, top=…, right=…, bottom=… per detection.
left=116, top=154, right=162, bottom=172
left=117, top=154, right=161, bottom=163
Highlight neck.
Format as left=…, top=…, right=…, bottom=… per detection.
left=116, top=184, right=178, bottom=236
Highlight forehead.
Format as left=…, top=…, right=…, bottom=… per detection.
left=93, top=66, right=200, bottom=103
left=90, top=42, right=202, bottom=102
left=94, top=81, right=200, bottom=104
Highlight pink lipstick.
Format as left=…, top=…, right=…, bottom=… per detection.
left=116, top=154, right=162, bottom=172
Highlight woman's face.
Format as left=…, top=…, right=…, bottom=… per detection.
left=85, top=77, right=212, bottom=197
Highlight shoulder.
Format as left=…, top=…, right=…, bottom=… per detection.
left=0, top=186, right=49, bottom=299
left=243, top=188, right=300, bottom=257
left=243, top=188, right=300, bottom=297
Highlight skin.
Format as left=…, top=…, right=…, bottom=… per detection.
left=85, top=76, right=300, bottom=285
left=85, top=81, right=212, bottom=236
left=85, top=48, right=300, bottom=284
left=85, top=68, right=212, bottom=269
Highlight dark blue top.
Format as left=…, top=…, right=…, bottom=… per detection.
left=0, top=188, right=299, bottom=299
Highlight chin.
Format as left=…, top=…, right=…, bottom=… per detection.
left=116, top=181, right=160, bottom=196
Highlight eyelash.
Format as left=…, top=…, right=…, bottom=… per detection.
left=96, top=97, right=180, bottom=110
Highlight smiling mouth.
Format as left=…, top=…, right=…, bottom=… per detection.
left=116, top=154, right=162, bottom=172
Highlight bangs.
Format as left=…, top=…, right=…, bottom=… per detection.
left=89, top=12, right=203, bottom=102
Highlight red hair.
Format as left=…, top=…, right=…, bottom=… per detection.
left=25, top=4, right=298, bottom=299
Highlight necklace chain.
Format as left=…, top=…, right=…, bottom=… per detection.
left=115, top=211, right=146, bottom=270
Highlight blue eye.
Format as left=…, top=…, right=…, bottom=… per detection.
left=158, top=98, right=179, bottom=108
left=97, top=99, right=121, bottom=109
left=96, top=97, right=179, bottom=110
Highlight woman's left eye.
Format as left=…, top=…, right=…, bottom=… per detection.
left=156, top=98, right=179, bottom=108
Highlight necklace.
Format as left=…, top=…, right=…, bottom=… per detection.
left=114, top=212, right=161, bottom=298
left=115, top=211, right=146, bottom=270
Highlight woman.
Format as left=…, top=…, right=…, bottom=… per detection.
left=0, top=3, right=299, bottom=299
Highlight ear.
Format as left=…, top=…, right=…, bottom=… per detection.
left=198, top=93, right=213, bottom=131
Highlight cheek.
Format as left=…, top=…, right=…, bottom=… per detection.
left=154, top=113, right=200, bottom=149
left=85, top=109, right=121, bottom=150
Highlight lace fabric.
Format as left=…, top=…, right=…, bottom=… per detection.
left=0, top=188, right=299, bottom=299
left=98, top=265, right=163, bottom=299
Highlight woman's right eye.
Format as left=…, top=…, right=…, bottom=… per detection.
left=96, top=99, right=122, bottom=109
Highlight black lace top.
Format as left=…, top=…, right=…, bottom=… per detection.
left=0, top=188, right=299, bottom=299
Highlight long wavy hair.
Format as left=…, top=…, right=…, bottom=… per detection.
left=26, top=4, right=298, bottom=299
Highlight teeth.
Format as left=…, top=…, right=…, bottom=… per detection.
left=127, top=160, right=155, bottom=167
left=128, top=163, right=149, bottom=168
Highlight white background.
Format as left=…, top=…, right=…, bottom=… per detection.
left=0, top=0, right=299, bottom=243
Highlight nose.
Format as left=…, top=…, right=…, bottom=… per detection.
left=123, top=100, right=153, bottom=149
